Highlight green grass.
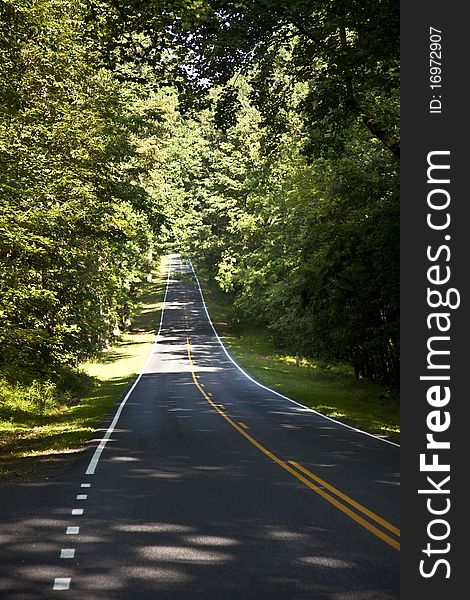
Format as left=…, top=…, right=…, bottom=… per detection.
left=0, top=257, right=169, bottom=482
left=199, top=274, right=400, bottom=443
left=0, top=257, right=398, bottom=483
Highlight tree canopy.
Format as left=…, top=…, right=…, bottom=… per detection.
left=88, top=0, right=399, bottom=158
left=0, top=0, right=161, bottom=373
left=1, top=0, right=399, bottom=386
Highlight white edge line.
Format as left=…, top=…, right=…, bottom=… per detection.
left=85, top=259, right=172, bottom=475
left=188, top=258, right=400, bottom=449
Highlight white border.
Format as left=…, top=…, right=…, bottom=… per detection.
left=188, top=259, right=400, bottom=448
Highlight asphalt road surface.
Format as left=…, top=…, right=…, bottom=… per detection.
left=0, top=255, right=400, bottom=599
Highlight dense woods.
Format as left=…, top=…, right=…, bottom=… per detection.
left=1, top=1, right=160, bottom=387
left=0, top=0, right=399, bottom=401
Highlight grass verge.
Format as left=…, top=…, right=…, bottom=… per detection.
left=198, top=273, right=400, bottom=444
left=0, top=257, right=168, bottom=484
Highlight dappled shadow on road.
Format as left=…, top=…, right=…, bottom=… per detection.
left=0, top=363, right=399, bottom=599
left=0, top=437, right=399, bottom=599
left=132, top=262, right=400, bottom=521
left=0, top=257, right=399, bottom=599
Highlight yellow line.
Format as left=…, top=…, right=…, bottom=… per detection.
left=288, top=461, right=400, bottom=538
left=238, top=422, right=249, bottom=430
left=186, top=338, right=399, bottom=551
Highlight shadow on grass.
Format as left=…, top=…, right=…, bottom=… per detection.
left=0, top=428, right=90, bottom=457
left=90, top=333, right=155, bottom=367
left=0, top=375, right=135, bottom=462
left=0, top=449, right=84, bottom=483
left=130, top=279, right=166, bottom=333
left=0, top=261, right=168, bottom=484
left=0, top=406, right=51, bottom=429
left=93, top=349, right=135, bottom=364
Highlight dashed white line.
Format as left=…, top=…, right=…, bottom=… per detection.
left=53, top=578, right=71, bottom=590
left=53, top=485, right=88, bottom=589
left=66, top=527, right=79, bottom=535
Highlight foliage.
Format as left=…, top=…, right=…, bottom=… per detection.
left=1, top=0, right=399, bottom=400
left=154, top=75, right=399, bottom=384
left=0, top=260, right=166, bottom=482
left=0, top=377, right=58, bottom=417
left=0, top=0, right=164, bottom=373
left=88, top=0, right=399, bottom=158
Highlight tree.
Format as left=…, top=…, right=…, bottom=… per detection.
left=1, top=1, right=400, bottom=386
left=146, top=74, right=399, bottom=384
left=0, top=0, right=162, bottom=372
left=88, top=0, right=399, bottom=158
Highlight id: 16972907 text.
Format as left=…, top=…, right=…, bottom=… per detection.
left=429, top=27, right=442, bottom=114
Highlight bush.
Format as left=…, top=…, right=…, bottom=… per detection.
left=54, top=367, right=94, bottom=398
left=0, top=365, right=94, bottom=421
left=0, top=377, right=57, bottom=417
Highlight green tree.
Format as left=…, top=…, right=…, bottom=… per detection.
left=0, top=0, right=161, bottom=373
left=89, top=0, right=399, bottom=158
left=1, top=0, right=400, bottom=388
left=149, top=74, right=399, bottom=384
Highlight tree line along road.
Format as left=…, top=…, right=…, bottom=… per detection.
left=0, top=254, right=400, bottom=599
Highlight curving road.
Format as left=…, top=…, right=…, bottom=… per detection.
left=0, top=255, right=400, bottom=599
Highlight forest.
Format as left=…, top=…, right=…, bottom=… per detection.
left=0, top=0, right=399, bottom=409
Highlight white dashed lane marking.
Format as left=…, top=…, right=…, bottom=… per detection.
left=51, top=262, right=174, bottom=590
left=53, top=578, right=71, bottom=590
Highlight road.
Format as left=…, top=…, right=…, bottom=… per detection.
left=0, top=255, right=400, bottom=599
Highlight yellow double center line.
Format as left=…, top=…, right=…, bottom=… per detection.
left=186, top=337, right=400, bottom=551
